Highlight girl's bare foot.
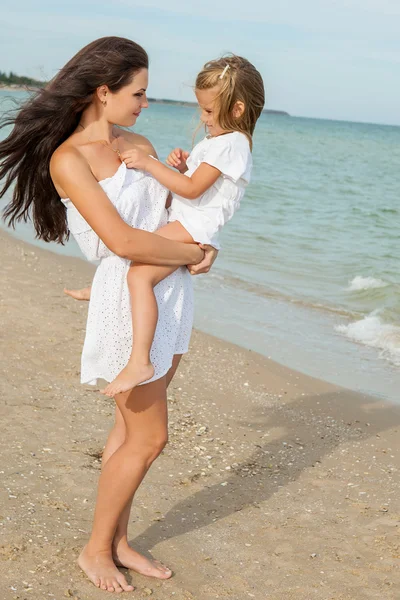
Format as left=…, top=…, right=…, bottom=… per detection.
left=64, top=286, right=91, bottom=301
left=78, top=545, right=134, bottom=593
left=112, top=541, right=172, bottom=579
left=101, top=362, right=155, bottom=397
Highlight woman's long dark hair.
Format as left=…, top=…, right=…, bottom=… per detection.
left=0, top=37, right=148, bottom=243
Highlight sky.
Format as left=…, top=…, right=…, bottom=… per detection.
left=1, top=0, right=399, bottom=125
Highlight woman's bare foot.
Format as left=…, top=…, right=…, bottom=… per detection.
left=78, top=545, right=135, bottom=593
left=112, top=541, right=172, bottom=580
left=101, top=361, right=155, bottom=397
left=64, top=286, right=91, bottom=301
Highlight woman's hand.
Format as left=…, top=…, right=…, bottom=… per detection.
left=166, top=148, right=189, bottom=173
left=188, top=244, right=218, bottom=275
left=121, top=147, right=152, bottom=170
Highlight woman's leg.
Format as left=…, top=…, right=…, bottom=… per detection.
left=103, top=222, right=193, bottom=397
left=78, top=375, right=170, bottom=592
left=102, top=355, right=182, bottom=578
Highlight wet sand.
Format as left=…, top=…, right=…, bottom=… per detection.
left=1, top=229, right=399, bottom=600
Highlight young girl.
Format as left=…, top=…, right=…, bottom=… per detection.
left=70, top=55, right=265, bottom=397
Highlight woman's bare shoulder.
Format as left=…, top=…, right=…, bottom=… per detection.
left=50, top=143, right=91, bottom=196
left=51, top=142, right=88, bottom=175
left=116, top=129, right=158, bottom=158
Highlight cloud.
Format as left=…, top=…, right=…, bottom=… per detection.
left=1, top=0, right=399, bottom=124
left=108, top=0, right=400, bottom=36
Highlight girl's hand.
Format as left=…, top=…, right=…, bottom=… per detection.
left=166, top=148, right=189, bottom=173
left=188, top=244, right=218, bottom=275
left=121, top=147, right=151, bottom=170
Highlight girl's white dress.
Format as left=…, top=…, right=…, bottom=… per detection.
left=60, top=162, right=194, bottom=385
left=168, top=131, right=252, bottom=249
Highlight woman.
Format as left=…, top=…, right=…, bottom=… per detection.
left=0, top=37, right=217, bottom=593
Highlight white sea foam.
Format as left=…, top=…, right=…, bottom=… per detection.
left=335, top=311, right=400, bottom=366
left=347, top=276, right=388, bottom=291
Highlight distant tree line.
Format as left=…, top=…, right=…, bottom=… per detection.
left=0, top=72, right=290, bottom=115
left=0, top=70, right=45, bottom=87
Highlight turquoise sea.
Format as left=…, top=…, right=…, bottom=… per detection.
left=1, top=90, right=399, bottom=402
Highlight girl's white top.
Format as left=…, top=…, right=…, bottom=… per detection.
left=60, top=162, right=194, bottom=385
left=168, top=131, right=252, bottom=249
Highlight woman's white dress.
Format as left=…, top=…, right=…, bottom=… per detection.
left=60, top=162, right=194, bottom=385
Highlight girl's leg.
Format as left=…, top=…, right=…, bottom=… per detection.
left=78, top=376, right=170, bottom=592
left=103, top=355, right=182, bottom=578
left=102, top=222, right=193, bottom=397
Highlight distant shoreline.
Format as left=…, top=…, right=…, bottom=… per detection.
left=147, top=97, right=290, bottom=116
left=0, top=84, right=290, bottom=116
left=0, top=84, right=41, bottom=93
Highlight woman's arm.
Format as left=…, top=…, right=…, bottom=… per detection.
left=122, top=149, right=221, bottom=200
left=50, top=148, right=204, bottom=266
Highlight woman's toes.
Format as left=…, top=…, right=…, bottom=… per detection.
left=154, top=560, right=172, bottom=576
left=159, top=566, right=170, bottom=574
left=113, top=583, right=123, bottom=593
left=117, top=576, right=134, bottom=592
left=111, top=579, right=123, bottom=592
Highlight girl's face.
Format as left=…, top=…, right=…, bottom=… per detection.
left=195, top=86, right=225, bottom=137
left=105, top=68, right=149, bottom=127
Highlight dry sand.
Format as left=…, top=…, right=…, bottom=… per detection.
left=0, top=229, right=399, bottom=600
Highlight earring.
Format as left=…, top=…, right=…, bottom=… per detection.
left=102, top=99, right=107, bottom=107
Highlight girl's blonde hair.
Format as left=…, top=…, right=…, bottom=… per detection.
left=195, top=55, right=265, bottom=149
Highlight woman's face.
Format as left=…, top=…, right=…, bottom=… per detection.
left=106, top=68, right=149, bottom=127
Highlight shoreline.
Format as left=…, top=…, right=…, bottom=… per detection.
left=0, top=226, right=391, bottom=399
left=2, top=224, right=398, bottom=402
left=3, top=85, right=400, bottom=126
left=1, top=227, right=400, bottom=598
left=0, top=85, right=289, bottom=116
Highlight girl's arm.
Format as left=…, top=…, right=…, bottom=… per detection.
left=122, top=148, right=221, bottom=200
left=50, top=148, right=204, bottom=266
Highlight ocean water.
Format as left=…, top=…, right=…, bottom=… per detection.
left=1, top=90, right=399, bottom=401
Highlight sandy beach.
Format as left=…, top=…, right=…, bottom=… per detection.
left=0, top=228, right=399, bottom=600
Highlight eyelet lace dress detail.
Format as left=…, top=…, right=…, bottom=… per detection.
left=60, top=163, right=193, bottom=385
